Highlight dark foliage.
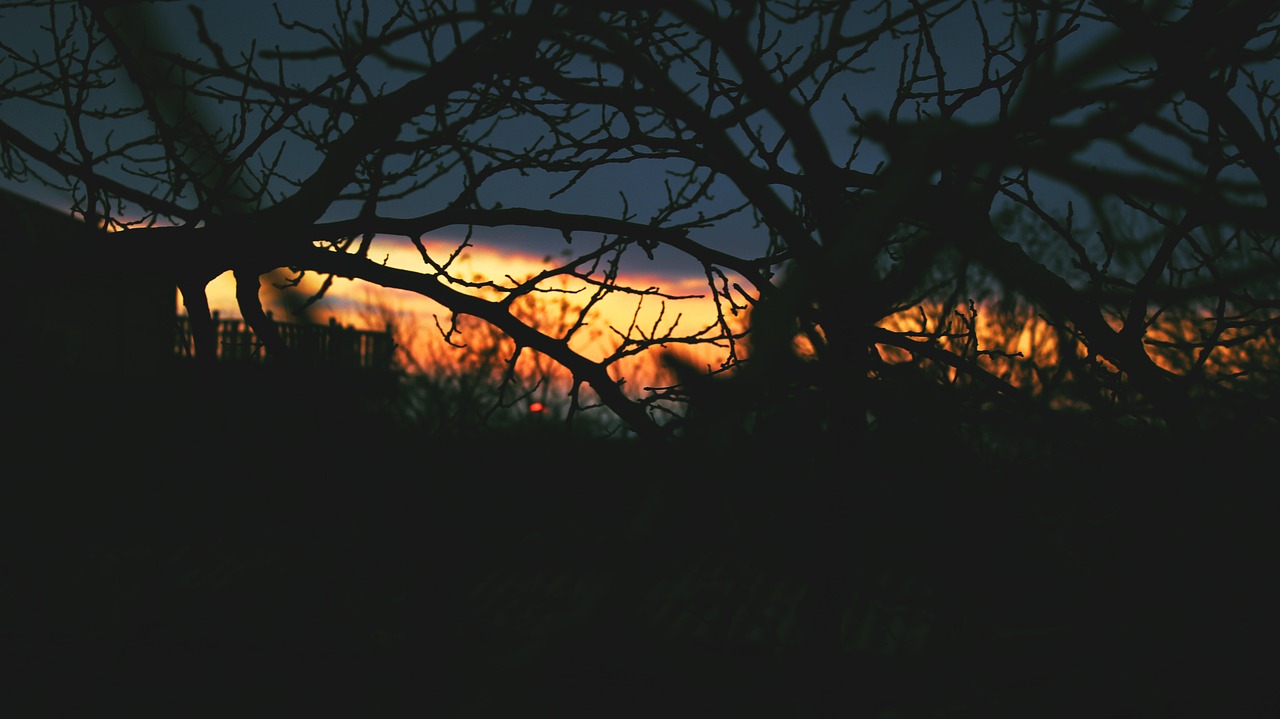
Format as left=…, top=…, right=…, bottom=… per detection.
left=2, top=2, right=1277, bottom=715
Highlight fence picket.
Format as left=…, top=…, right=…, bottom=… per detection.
left=173, top=313, right=394, bottom=371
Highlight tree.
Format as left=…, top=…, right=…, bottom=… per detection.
left=2, top=0, right=1275, bottom=449
left=367, top=280, right=617, bottom=436
left=5, top=2, right=1277, bottom=712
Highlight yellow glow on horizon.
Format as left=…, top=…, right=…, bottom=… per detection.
left=179, top=236, right=742, bottom=397
left=172, top=246, right=1279, bottom=414
left=876, top=299, right=1280, bottom=401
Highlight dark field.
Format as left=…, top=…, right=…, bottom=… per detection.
left=5, top=370, right=1276, bottom=717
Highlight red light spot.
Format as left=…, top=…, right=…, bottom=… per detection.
left=529, top=402, right=545, bottom=413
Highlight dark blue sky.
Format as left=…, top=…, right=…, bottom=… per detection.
left=3, top=2, right=1273, bottom=287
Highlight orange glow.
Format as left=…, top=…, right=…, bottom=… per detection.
left=875, top=299, right=1279, bottom=403
left=179, top=235, right=744, bottom=401
left=178, top=234, right=1280, bottom=412
left=529, top=402, right=545, bottom=413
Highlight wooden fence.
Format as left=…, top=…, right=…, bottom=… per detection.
left=174, top=311, right=396, bottom=371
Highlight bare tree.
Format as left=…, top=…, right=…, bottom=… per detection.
left=5, top=3, right=1278, bottom=713
left=2, top=0, right=1276, bottom=445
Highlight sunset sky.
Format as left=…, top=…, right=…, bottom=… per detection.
left=3, top=1, right=1274, bottom=397
left=187, top=233, right=738, bottom=371
left=1, top=0, right=776, bottom=377
left=0, top=3, right=1023, bottom=327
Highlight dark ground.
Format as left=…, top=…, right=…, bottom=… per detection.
left=4, top=368, right=1277, bottom=717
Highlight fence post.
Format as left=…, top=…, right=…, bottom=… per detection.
left=171, top=311, right=395, bottom=370
left=211, top=311, right=221, bottom=361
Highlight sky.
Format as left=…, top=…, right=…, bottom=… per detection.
left=3, top=1, right=1274, bottom=381
left=0, top=1, right=758, bottom=376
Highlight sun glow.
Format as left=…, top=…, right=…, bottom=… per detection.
left=181, top=234, right=743, bottom=400
left=180, top=231, right=1276, bottom=418
left=876, top=299, right=1280, bottom=400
